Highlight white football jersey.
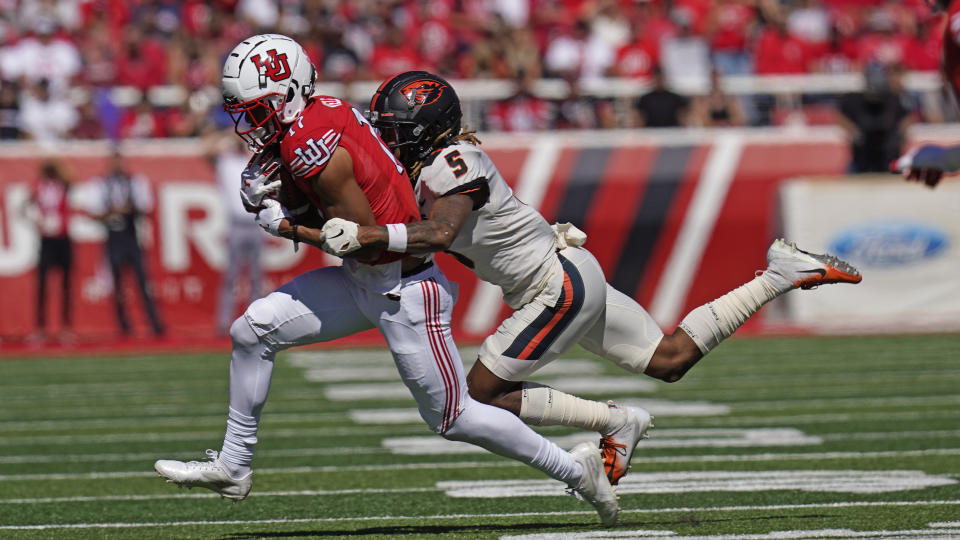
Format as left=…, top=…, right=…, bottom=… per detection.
left=416, top=142, right=560, bottom=308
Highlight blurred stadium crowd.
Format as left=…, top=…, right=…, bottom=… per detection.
left=0, top=0, right=948, bottom=144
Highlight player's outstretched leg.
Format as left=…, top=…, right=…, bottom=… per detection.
left=568, top=442, right=620, bottom=526
left=154, top=449, right=252, bottom=500
left=678, top=238, right=861, bottom=357
left=599, top=402, right=654, bottom=485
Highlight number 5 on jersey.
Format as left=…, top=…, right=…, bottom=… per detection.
left=444, top=150, right=468, bottom=178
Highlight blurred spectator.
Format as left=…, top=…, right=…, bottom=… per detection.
left=0, top=80, right=21, bottom=139
left=660, top=9, right=711, bottom=90
left=543, top=20, right=590, bottom=80
left=786, top=0, right=830, bottom=45
left=23, top=159, right=75, bottom=342
left=554, top=78, right=616, bottom=130
left=1, top=17, right=81, bottom=96
left=838, top=64, right=912, bottom=173
left=322, top=31, right=362, bottom=82
left=691, top=69, right=746, bottom=127
left=115, top=26, right=168, bottom=90
left=485, top=72, right=552, bottom=131
left=209, top=135, right=261, bottom=335
left=369, top=25, right=424, bottom=80
left=89, top=152, right=165, bottom=338
left=634, top=67, right=688, bottom=128
left=119, top=95, right=167, bottom=139
left=754, top=22, right=810, bottom=74
left=812, top=23, right=859, bottom=74
left=19, top=78, right=78, bottom=147
left=856, top=7, right=911, bottom=67
left=503, top=28, right=542, bottom=81
left=0, top=0, right=949, bottom=136
left=72, top=101, right=106, bottom=140
left=707, top=0, right=758, bottom=76
left=610, top=24, right=658, bottom=79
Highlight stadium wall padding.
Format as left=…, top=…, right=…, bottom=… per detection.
left=0, top=127, right=951, bottom=350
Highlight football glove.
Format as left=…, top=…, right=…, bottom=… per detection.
left=892, top=145, right=959, bottom=188
left=255, top=199, right=290, bottom=237
left=321, top=217, right=361, bottom=257
left=240, top=148, right=283, bottom=211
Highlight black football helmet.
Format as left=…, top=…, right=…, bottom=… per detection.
left=367, top=71, right=462, bottom=171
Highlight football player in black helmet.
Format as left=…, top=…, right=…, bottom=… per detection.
left=314, top=69, right=861, bottom=495
left=367, top=71, right=478, bottom=181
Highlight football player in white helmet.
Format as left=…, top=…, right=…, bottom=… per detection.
left=323, top=71, right=863, bottom=487
left=154, top=36, right=620, bottom=526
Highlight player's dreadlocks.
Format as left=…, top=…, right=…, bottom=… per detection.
left=407, top=126, right=482, bottom=181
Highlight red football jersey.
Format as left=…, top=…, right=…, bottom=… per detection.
left=279, top=95, right=418, bottom=264
left=944, top=1, right=960, bottom=100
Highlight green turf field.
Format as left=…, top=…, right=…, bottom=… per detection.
left=1, top=334, right=959, bottom=539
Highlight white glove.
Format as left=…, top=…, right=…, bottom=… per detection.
left=255, top=199, right=290, bottom=237
left=321, top=217, right=361, bottom=256
left=551, top=222, right=587, bottom=250
left=239, top=149, right=283, bottom=211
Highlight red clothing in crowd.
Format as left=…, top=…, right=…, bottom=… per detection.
left=754, top=27, right=810, bottom=74
left=710, top=1, right=755, bottom=53
left=614, top=37, right=659, bottom=78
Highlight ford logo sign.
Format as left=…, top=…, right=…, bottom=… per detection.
left=829, top=223, right=949, bottom=267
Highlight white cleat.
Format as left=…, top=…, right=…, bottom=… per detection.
left=600, top=403, right=653, bottom=485
left=568, top=442, right=619, bottom=527
left=764, top=238, right=862, bottom=290
left=154, top=449, right=252, bottom=501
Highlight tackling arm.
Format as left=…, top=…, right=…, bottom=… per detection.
left=356, top=191, right=477, bottom=254
left=282, top=146, right=384, bottom=261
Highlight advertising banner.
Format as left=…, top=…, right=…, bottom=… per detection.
left=779, top=176, right=960, bottom=332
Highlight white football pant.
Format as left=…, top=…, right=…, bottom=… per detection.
left=223, top=263, right=581, bottom=485
left=480, top=246, right=664, bottom=381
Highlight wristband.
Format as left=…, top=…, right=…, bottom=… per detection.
left=386, top=223, right=407, bottom=252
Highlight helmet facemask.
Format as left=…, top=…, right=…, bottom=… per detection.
left=368, top=112, right=431, bottom=169
left=225, top=93, right=285, bottom=149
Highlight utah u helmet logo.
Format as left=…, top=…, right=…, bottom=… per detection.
left=251, top=49, right=291, bottom=88
left=399, top=79, right=446, bottom=108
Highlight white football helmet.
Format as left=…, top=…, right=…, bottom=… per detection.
left=222, top=34, right=316, bottom=148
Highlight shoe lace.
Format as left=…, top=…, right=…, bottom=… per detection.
left=185, top=449, right=220, bottom=469
left=599, top=436, right=627, bottom=461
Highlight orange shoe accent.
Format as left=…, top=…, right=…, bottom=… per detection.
left=794, top=264, right=863, bottom=289
left=599, top=436, right=629, bottom=485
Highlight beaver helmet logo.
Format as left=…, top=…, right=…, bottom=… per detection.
left=399, top=79, right=446, bottom=108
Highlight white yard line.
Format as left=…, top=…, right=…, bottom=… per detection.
left=4, top=448, right=960, bottom=481
left=6, top=391, right=958, bottom=429
left=5, top=428, right=960, bottom=464
left=0, top=487, right=439, bottom=505
left=1, top=500, right=958, bottom=531
left=4, top=398, right=957, bottom=436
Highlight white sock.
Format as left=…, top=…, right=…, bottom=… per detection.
left=678, top=273, right=783, bottom=354
left=519, top=383, right=619, bottom=434
left=220, top=407, right=257, bottom=478
left=444, top=397, right=582, bottom=486
left=218, top=317, right=275, bottom=478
